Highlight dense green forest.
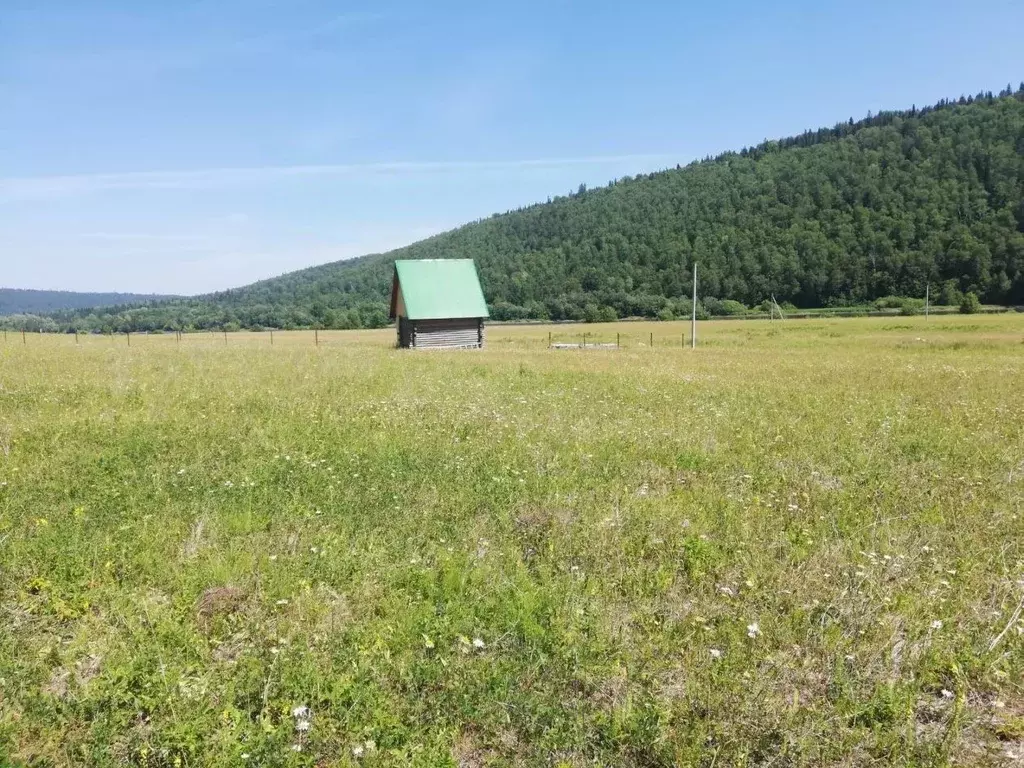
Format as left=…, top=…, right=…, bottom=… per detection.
left=0, top=289, right=178, bottom=318
left=9, top=85, right=1024, bottom=333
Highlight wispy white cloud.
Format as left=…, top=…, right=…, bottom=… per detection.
left=0, top=154, right=678, bottom=201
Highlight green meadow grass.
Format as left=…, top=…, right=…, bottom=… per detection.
left=1, top=316, right=1023, bottom=767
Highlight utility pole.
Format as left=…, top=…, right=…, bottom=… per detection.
left=691, top=263, right=697, bottom=349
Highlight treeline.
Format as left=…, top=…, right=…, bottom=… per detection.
left=0, top=289, right=179, bottom=317
left=15, top=84, right=1024, bottom=333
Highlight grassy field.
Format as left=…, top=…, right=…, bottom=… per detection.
left=2, top=316, right=1023, bottom=767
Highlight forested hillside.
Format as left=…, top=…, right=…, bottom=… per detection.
left=0, top=289, right=178, bottom=317
left=16, top=85, right=1024, bottom=332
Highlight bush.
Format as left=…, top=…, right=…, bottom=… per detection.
left=717, top=299, right=749, bottom=316
left=873, top=296, right=906, bottom=310
left=656, top=308, right=675, bottom=322
left=939, top=280, right=963, bottom=307
left=598, top=306, right=618, bottom=323
left=898, top=298, right=925, bottom=316
left=959, top=292, right=981, bottom=314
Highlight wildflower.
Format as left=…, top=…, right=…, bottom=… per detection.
left=930, top=620, right=943, bottom=630
left=241, top=754, right=250, bottom=760
left=718, top=585, right=735, bottom=597
left=941, top=689, right=954, bottom=699
left=352, top=744, right=365, bottom=758
left=747, top=622, right=761, bottom=639
left=291, top=705, right=310, bottom=719
left=269, top=555, right=278, bottom=561
left=291, top=744, right=302, bottom=752
left=296, top=719, right=311, bottom=732
left=709, top=648, right=722, bottom=659
left=472, top=637, right=486, bottom=649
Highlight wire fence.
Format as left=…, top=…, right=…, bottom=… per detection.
left=1, top=326, right=703, bottom=351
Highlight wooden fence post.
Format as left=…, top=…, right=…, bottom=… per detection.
left=548, top=331, right=551, bottom=348
left=617, top=332, right=620, bottom=348
left=223, top=329, right=228, bottom=345
left=126, top=331, right=130, bottom=347
left=649, top=331, right=653, bottom=347
left=270, top=330, right=274, bottom=346
left=23, top=329, right=26, bottom=344
left=315, top=329, right=319, bottom=347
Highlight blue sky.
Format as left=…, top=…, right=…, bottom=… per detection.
left=2, top=0, right=1022, bottom=295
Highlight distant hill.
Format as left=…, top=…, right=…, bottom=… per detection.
left=16, top=84, right=1024, bottom=333
left=0, top=288, right=179, bottom=316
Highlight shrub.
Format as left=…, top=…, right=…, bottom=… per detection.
left=939, top=280, right=963, bottom=307
left=717, top=299, right=749, bottom=316
left=898, top=298, right=925, bottom=316
left=959, top=292, right=982, bottom=314
left=873, top=296, right=906, bottom=310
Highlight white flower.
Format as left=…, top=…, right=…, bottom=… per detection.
left=291, top=743, right=302, bottom=751
left=296, top=719, right=311, bottom=732
left=269, top=555, right=278, bottom=561
left=747, top=622, right=761, bottom=639
left=718, top=585, right=735, bottom=597
left=240, top=754, right=249, bottom=760
left=352, top=745, right=365, bottom=758
left=709, top=648, right=722, bottom=659
left=930, top=620, right=943, bottom=630
left=941, top=689, right=954, bottom=699
left=472, top=637, right=486, bottom=649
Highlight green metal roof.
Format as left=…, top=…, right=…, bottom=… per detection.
left=390, top=259, right=489, bottom=320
